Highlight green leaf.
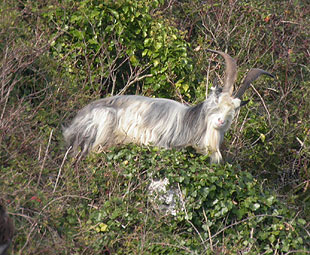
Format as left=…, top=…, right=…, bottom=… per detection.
left=251, top=203, right=261, bottom=211
left=153, top=59, right=160, bottom=67
left=297, top=218, right=306, bottom=225
left=70, top=29, right=84, bottom=40
left=144, top=38, right=152, bottom=47
left=88, top=38, right=98, bottom=45
left=266, top=196, right=275, bottom=206
left=268, top=235, right=276, bottom=243
left=142, top=49, right=148, bottom=57
left=260, top=133, right=266, bottom=142
left=183, top=83, right=189, bottom=92
left=109, top=9, right=119, bottom=19
left=154, top=41, right=162, bottom=50
left=129, top=55, right=139, bottom=66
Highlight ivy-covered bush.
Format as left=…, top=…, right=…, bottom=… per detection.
left=44, top=0, right=199, bottom=99
left=61, top=145, right=310, bottom=254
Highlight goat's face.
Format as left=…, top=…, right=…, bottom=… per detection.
left=211, top=94, right=241, bottom=130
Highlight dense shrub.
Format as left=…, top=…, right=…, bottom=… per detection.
left=44, top=0, right=198, bottom=99
left=56, top=146, right=310, bottom=254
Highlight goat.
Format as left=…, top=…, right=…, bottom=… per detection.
left=0, top=201, right=14, bottom=255
left=63, top=50, right=273, bottom=163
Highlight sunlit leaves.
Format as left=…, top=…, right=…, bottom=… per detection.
left=47, top=0, right=196, bottom=98
left=77, top=144, right=310, bottom=253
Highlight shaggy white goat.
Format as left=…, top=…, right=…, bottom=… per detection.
left=63, top=50, right=273, bottom=163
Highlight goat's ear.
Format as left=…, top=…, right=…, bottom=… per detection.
left=232, top=98, right=241, bottom=108
left=240, top=100, right=249, bottom=107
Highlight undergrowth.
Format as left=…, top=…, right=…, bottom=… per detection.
left=1, top=0, right=310, bottom=254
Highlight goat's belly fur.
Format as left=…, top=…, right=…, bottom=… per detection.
left=93, top=106, right=221, bottom=163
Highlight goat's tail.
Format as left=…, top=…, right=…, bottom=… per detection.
left=63, top=106, right=117, bottom=157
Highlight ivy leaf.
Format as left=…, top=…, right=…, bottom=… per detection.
left=251, top=203, right=261, bottom=211
left=153, top=59, right=160, bottom=67
left=130, top=55, right=139, bottom=66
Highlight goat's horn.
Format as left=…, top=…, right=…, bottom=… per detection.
left=234, top=68, right=274, bottom=99
left=208, top=49, right=237, bottom=95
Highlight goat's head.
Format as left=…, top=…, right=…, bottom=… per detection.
left=207, top=49, right=274, bottom=131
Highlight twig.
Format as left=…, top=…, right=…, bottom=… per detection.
left=203, top=214, right=285, bottom=243
left=150, top=242, right=193, bottom=253
left=281, top=20, right=299, bottom=25
left=167, top=77, right=189, bottom=105
left=284, top=251, right=310, bottom=255
left=19, top=220, right=39, bottom=254
left=118, top=72, right=153, bottom=95
left=9, top=212, right=34, bottom=224
left=206, top=59, right=211, bottom=99
left=250, top=83, right=271, bottom=125
left=37, top=129, right=53, bottom=187
left=249, top=126, right=275, bottom=147
left=41, top=195, right=92, bottom=213
left=177, top=183, right=208, bottom=251
left=202, top=208, right=213, bottom=252
left=18, top=194, right=92, bottom=254
left=53, top=146, right=72, bottom=193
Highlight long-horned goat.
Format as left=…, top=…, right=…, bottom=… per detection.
left=63, top=50, right=273, bottom=163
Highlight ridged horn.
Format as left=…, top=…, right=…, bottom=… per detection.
left=234, top=68, right=274, bottom=99
left=208, top=49, right=237, bottom=95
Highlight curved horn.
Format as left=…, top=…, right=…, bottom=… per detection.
left=234, top=68, right=274, bottom=99
left=208, top=49, right=237, bottom=95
